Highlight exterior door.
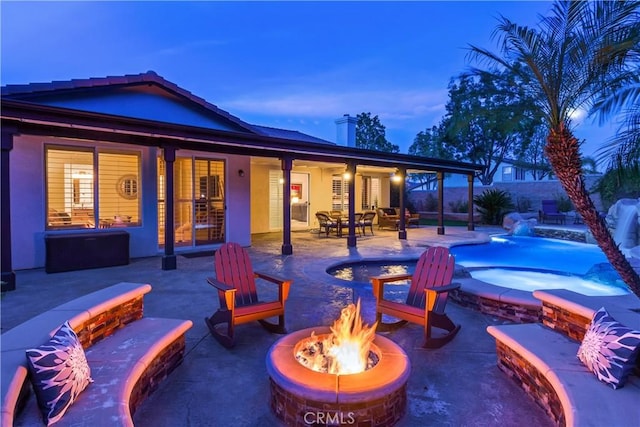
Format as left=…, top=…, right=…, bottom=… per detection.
left=268, top=170, right=309, bottom=230
left=290, top=172, right=309, bottom=229
left=158, top=157, right=225, bottom=247
left=194, top=159, right=225, bottom=245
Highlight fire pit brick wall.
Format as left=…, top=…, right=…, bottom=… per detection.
left=269, top=378, right=407, bottom=427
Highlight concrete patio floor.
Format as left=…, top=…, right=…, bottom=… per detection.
left=2, top=225, right=555, bottom=427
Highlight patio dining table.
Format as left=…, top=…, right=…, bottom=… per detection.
left=329, top=213, right=361, bottom=237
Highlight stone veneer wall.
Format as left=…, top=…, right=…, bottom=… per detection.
left=534, top=228, right=588, bottom=243
left=450, top=290, right=542, bottom=323
left=540, top=301, right=590, bottom=341
left=76, top=295, right=145, bottom=348
left=494, top=341, right=564, bottom=426
left=129, top=335, right=187, bottom=413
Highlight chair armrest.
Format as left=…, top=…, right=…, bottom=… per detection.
left=207, top=277, right=237, bottom=310
left=255, top=271, right=289, bottom=285
left=423, top=282, right=460, bottom=311
left=207, top=277, right=234, bottom=292
left=371, top=274, right=413, bottom=302
left=370, top=273, right=412, bottom=283
left=255, top=271, right=292, bottom=301
left=423, top=282, right=461, bottom=295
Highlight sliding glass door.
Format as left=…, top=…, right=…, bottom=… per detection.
left=158, top=157, right=225, bottom=247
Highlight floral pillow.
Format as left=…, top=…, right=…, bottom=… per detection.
left=577, top=307, right=640, bottom=389
left=26, top=321, right=93, bottom=425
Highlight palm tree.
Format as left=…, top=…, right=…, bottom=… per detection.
left=468, top=0, right=640, bottom=295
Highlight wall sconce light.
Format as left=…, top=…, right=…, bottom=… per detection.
left=391, top=172, right=402, bottom=183
left=238, top=169, right=245, bottom=177
left=343, top=171, right=352, bottom=181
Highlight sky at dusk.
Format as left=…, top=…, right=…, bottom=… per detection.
left=1, top=1, right=618, bottom=159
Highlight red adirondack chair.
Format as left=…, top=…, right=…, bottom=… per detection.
left=371, top=246, right=461, bottom=348
left=205, top=242, right=291, bottom=348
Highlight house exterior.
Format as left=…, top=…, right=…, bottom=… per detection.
left=1, top=71, right=481, bottom=291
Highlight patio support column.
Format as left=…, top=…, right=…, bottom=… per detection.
left=162, top=146, right=177, bottom=270
left=467, top=174, right=475, bottom=231
left=1, top=127, right=16, bottom=291
left=281, top=157, right=293, bottom=255
left=398, top=167, right=407, bottom=240
left=346, top=162, right=357, bottom=247
left=437, top=172, right=445, bottom=235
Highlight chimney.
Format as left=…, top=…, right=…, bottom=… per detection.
left=335, top=114, right=357, bottom=147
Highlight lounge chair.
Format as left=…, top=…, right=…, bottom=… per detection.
left=205, top=242, right=291, bottom=348
left=396, top=208, right=420, bottom=228
left=371, top=246, right=461, bottom=348
left=540, top=200, right=566, bottom=224
left=377, top=207, right=400, bottom=230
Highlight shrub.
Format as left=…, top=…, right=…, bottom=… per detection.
left=424, top=193, right=438, bottom=211
left=515, top=196, right=532, bottom=213
left=554, top=194, right=573, bottom=212
left=448, top=199, right=469, bottom=213
left=473, top=189, right=514, bottom=225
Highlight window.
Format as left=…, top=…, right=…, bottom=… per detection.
left=332, top=175, right=349, bottom=211
left=361, top=176, right=371, bottom=210
left=502, top=166, right=526, bottom=182
left=46, top=146, right=141, bottom=230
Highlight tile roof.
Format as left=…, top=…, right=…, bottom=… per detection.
left=1, top=70, right=259, bottom=134
left=1, top=70, right=338, bottom=144
left=252, top=125, right=334, bottom=145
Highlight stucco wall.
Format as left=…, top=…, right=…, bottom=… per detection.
left=10, top=135, right=251, bottom=270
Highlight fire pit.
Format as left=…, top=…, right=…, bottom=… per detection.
left=266, top=301, right=411, bottom=426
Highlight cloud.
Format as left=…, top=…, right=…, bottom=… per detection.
left=154, top=39, right=230, bottom=57
left=221, top=86, right=449, bottom=126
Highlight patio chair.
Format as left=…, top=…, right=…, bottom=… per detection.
left=205, top=242, right=291, bottom=348
left=360, top=210, right=377, bottom=235
left=316, top=212, right=338, bottom=237
left=540, top=200, right=566, bottom=224
left=339, top=212, right=363, bottom=236
left=371, top=246, right=461, bottom=348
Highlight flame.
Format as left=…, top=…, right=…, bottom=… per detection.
left=297, top=299, right=378, bottom=375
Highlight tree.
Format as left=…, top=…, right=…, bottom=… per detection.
left=440, top=69, right=542, bottom=185
left=468, top=0, right=640, bottom=295
left=355, top=112, right=399, bottom=153
left=407, top=124, right=453, bottom=190
left=581, top=156, right=599, bottom=175
left=513, top=125, right=553, bottom=180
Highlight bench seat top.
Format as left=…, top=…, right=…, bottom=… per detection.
left=15, top=317, right=192, bottom=427
left=487, top=323, right=640, bottom=427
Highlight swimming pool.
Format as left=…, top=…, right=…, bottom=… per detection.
left=326, top=236, right=630, bottom=296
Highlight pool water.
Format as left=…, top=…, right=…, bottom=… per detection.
left=326, top=236, right=629, bottom=296
left=451, top=236, right=607, bottom=275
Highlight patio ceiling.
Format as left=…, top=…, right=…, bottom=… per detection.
left=1, top=98, right=482, bottom=176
